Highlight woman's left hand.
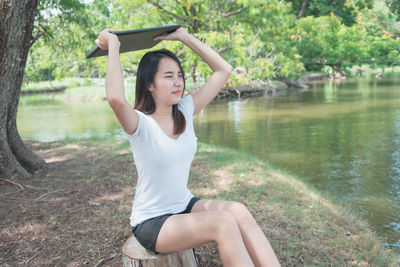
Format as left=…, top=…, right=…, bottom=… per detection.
left=96, top=28, right=120, bottom=50
left=153, top=27, right=190, bottom=42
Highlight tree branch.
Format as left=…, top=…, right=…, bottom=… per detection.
left=36, top=188, right=65, bottom=201
left=181, top=4, right=189, bottom=17
left=94, top=253, right=120, bottom=267
left=0, top=178, right=24, bottom=190
left=218, top=45, right=234, bottom=54
left=218, top=6, right=247, bottom=17
left=297, top=0, right=308, bottom=19
left=148, top=0, right=191, bottom=24
left=30, top=31, right=44, bottom=48
left=276, top=76, right=309, bottom=89
left=30, top=23, right=53, bottom=47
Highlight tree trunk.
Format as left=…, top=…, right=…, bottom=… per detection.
left=122, top=249, right=198, bottom=267
left=297, top=0, right=308, bottom=19
left=0, top=0, right=49, bottom=179
left=122, top=236, right=198, bottom=267
left=190, top=65, right=197, bottom=83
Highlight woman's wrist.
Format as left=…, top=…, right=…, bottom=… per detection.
left=108, top=35, right=120, bottom=46
left=108, top=40, right=121, bottom=56
left=180, top=33, right=195, bottom=46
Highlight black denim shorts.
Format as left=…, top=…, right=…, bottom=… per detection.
left=131, top=197, right=200, bottom=254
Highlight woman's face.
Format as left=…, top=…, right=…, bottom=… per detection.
left=149, top=57, right=184, bottom=106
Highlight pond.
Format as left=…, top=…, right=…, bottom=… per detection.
left=18, top=76, right=400, bottom=251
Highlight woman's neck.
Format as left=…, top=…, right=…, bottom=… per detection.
left=152, top=105, right=173, bottom=120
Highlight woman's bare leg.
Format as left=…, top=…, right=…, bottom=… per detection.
left=155, top=210, right=254, bottom=267
left=192, top=199, right=280, bottom=267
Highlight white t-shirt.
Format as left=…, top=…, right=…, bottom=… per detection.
left=125, top=95, right=197, bottom=227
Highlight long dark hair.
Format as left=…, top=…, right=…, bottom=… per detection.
left=134, top=49, right=186, bottom=135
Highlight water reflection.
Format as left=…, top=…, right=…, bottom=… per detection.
left=228, top=100, right=242, bottom=132
left=18, top=94, right=121, bottom=142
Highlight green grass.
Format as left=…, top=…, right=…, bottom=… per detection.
left=190, top=142, right=399, bottom=266
left=21, top=77, right=99, bottom=91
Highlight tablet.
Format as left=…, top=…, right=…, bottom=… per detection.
left=86, top=24, right=181, bottom=58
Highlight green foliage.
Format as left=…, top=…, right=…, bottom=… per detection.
left=288, top=0, right=374, bottom=25
left=296, top=15, right=365, bottom=73
left=25, top=0, right=112, bottom=83
left=367, top=35, right=400, bottom=67
left=355, top=3, right=397, bottom=36
left=111, top=0, right=304, bottom=84
left=67, top=80, right=81, bottom=89
left=385, top=0, right=400, bottom=17
left=24, top=0, right=400, bottom=86
left=295, top=13, right=400, bottom=74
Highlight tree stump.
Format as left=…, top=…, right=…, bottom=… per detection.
left=122, top=235, right=198, bottom=267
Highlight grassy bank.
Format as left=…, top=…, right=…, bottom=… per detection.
left=20, top=67, right=400, bottom=101
left=0, top=139, right=398, bottom=266
left=21, top=77, right=204, bottom=103
left=21, top=78, right=98, bottom=91
left=21, top=78, right=116, bottom=102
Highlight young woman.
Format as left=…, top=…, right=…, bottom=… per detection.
left=96, top=27, right=280, bottom=267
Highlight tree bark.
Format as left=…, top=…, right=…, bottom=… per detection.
left=297, top=0, right=308, bottom=19
left=0, top=0, right=49, bottom=179
left=122, top=235, right=198, bottom=267
left=122, top=249, right=198, bottom=267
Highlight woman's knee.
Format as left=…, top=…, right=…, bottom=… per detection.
left=212, top=211, right=240, bottom=237
left=228, top=201, right=257, bottom=226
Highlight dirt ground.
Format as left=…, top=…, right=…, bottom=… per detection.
left=0, top=140, right=225, bottom=267
left=1, top=140, right=398, bottom=266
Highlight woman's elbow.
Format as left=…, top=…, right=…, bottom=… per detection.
left=107, top=96, right=125, bottom=107
left=221, top=64, right=232, bottom=80
left=225, top=64, right=233, bottom=75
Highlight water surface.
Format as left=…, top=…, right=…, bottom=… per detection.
left=193, top=77, right=400, bottom=250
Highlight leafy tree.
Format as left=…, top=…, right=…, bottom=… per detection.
left=288, top=0, right=374, bottom=25
left=24, top=0, right=112, bottom=83
left=0, top=0, right=107, bottom=179
left=295, top=14, right=400, bottom=74
left=366, top=34, right=400, bottom=69
left=295, top=15, right=363, bottom=73
left=1, top=0, right=46, bottom=178
left=110, top=0, right=304, bottom=86
left=385, top=0, right=400, bottom=17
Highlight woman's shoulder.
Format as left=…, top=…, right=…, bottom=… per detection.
left=124, top=109, right=152, bottom=137
left=133, top=109, right=151, bottom=119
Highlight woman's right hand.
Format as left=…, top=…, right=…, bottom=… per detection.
left=95, top=29, right=120, bottom=50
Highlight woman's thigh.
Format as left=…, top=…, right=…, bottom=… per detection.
left=155, top=210, right=233, bottom=253
left=191, top=199, right=245, bottom=213
left=191, top=199, right=257, bottom=226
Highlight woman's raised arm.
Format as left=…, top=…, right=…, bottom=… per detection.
left=155, top=27, right=232, bottom=114
left=97, top=29, right=139, bottom=135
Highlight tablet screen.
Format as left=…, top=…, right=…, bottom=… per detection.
left=86, top=24, right=181, bottom=58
